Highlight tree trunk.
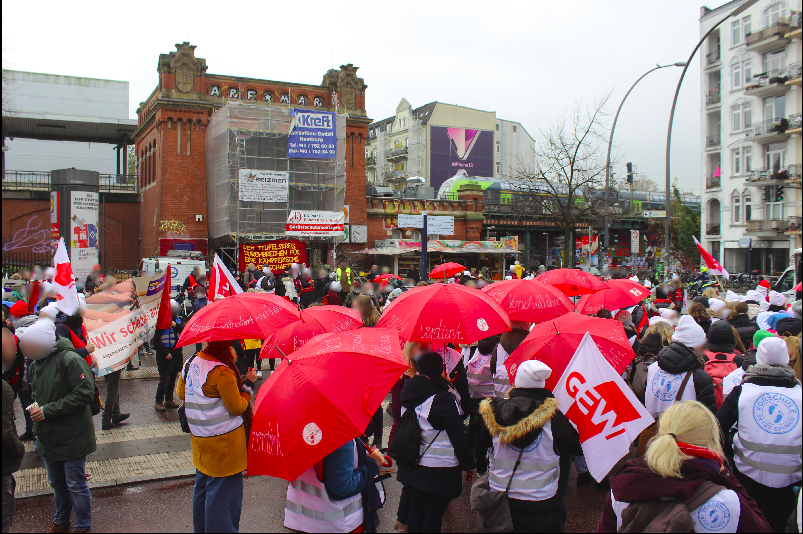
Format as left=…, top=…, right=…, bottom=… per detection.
left=563, top=227, right=574, bottom=268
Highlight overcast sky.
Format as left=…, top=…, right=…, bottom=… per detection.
left=2, top=0, right=732, bottom=195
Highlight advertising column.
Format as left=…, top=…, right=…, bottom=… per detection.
left=51, top=169, right=100, bottom=280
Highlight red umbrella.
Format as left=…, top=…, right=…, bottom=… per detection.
left=482, top=279, right=574, bottom=323
left=575, top=279, right=651, bottom=315
left=504, top=314, right=636, bottom=391
left=795, top=281, right=802, bottom=291
left=247, top=328, right=406, bottom=481
left=377, top=283, right=510, bottom=344
left=176, top=292, right=300, bottom=348
left=429, top=262, right=467, bottom=280
left=536, top=269, right=609, bottom=297
left=373, top=273, right=402, bottom=284
left=259, top=305, right=363, bottom=360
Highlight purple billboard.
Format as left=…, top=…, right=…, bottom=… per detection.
left=429, top=126, right=494, bottom=191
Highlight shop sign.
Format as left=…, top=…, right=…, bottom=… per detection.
left=286, top=210, right=345, bottom=236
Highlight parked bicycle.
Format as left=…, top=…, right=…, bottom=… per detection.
left=730, top=270, right=763, bottom=290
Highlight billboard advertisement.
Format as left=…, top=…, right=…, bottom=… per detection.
left=288, top=109, right=337, bottom=159
left=286, top=210, right=345, bottom=237
left=429, top=126, right=493, bottom=191
left=238, top=169, right=289, bottom=203
left=70, top=191, right=99, bottom=280
left=50, top=191, right=60, bottom=250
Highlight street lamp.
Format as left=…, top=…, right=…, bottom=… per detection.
left=603, top=62, right=685, bottom=262
left=664, top=0, right=759, bottom=277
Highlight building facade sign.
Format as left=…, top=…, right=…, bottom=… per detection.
left=429, top=126, right=493, bottom=191
left=69, top=191, right=99, bottom=280
left=288, top=109, right=337, bottom=159
left=286, top=210, right=345, bottom=236
left=238, top=169, right=289, bottom=203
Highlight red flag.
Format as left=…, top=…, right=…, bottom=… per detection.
left=52, top=238, right=79, bottom=315
left=693, top=236, right=729, bottom=280
left=27, top=281, right=42, bottom=311
left=210, top=254, right=243, bottom=298
left=155, top=264, right=172, bottom=329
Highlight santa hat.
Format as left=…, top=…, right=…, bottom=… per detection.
left=9, top=301, right=30, bottom=318
left=514, top=360, right=552, bottom=389
left=672, top=315, right=707, bottom=349
left=768, top=291, right=786, bottom=307
left=758, top=280, right=771, bottom=289
left=756, top=337, right=789, bottom=366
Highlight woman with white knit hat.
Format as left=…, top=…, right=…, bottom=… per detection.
left=479, top=360, right=582, bottom=533
left=716, top=336, right=801, bottom=533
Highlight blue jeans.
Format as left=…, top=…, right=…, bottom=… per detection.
left=40, top=450, right=91, bottom=530
left=192, top=470, right=243, bottom=533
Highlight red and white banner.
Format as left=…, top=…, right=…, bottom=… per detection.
left=286, top=210, right=345, bottom=237
left=209, top=254, right=243, bottom=298
left=693, top=236, right=729, bottom=280
left=554, top=333, right=654, bottom=481
left=53, top=238, right=80, bottom=315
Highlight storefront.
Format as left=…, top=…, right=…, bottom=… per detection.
left=356, top=239, right=520, bottom=280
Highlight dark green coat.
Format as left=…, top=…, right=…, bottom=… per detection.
left=30, top=337, right=96, bottom=462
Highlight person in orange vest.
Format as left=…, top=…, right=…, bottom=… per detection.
left=296, top=268, right=315, bottom=309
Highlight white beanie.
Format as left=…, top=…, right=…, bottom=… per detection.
left=658, top=308, right=679, bottom=326
left=756, top=336, right=790, bottom=366
left=708, top=299, right=727, bottom=314
left=744, top=290, right=763, bottom=303
left=649, top=316, right=668, bottom=326
left=725, top=290, right=742, bottom=303
left=18, top=318, right=58, bottom=361
left=672, top=315, right=707, bottom=349
left=514, top=360, right=552, bottom=389
left=768, top=291, right=786, bottom=307
left=759, top=299, right=770, bottom=312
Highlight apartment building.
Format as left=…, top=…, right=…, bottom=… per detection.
left=365, top=99, right=534, bottom=192
left=700, top=0, right=802, bottom=275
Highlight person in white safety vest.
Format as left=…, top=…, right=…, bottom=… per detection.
left=479, top=360, right=582, bottom=533
left=466, top=335, right=500, bottom=475
left=645, top=315, right=717, bottom=418
left=716, top=336, right=802, bottom=533
left=599, top=400, right=771, bottom=533
left=284, top=438, right=386, bottom=533
left=397, top=351, right=475, bottom=533
left=177, top=340, right=256, bottom=533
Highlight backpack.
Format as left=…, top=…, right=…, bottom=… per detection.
left=704, top=353, right=738, bottom=409
left=780, top=332, right=802, bottom=382
left=55, top=350, right=103, bottom=416
left=618, top=481, right=725, bottom=533
left=388, top=404, right=441, bottom=467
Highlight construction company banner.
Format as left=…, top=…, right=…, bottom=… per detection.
left=288, top=109, right=337, bottom=159
left=85, top=272, right=167, bottom=376
left=239, top=240, right=308, bottom=274
left=50, top=191, right=60, bottom=250
left=286, top=210, right=345, bottom=237
left=238, top=169, right=289, bottom=203
left=69, top=191, right=99, bottom=280
left=554, top=333, right=653, bottom=482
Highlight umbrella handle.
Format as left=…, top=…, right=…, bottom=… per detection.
left=363, top=443, right=393, bottom=467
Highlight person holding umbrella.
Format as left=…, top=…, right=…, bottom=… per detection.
left=177, top=340, right=256, bottom=533
left=397, top=351, right=475, bottom=533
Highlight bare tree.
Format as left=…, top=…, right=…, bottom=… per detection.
left=617, top=172, right=661, bottom=192
left=513, top=95, right=612, bottom=268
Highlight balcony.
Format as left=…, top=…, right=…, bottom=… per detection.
left=786, top=163, right=802, bottom=183
left=746, top=20, right=790, bottom=53
left=748, top=166, right=791, bottom=183
left=745, top=69, right=793, bottom=97
left=386, top=147, right=408, bottom=160
left=788, top=216, right=803, bottom=235
left=706, top=223, right=721, bottom=236
left=705, top=89, right=721, bottom=107
left=366, top=156, right=376, bottom=167
left=706, top=176, right=721, bottom=189
left=705, top=50, right=721, bottom=68
left=786, top=62, right=802, bottom=85
left=748, top=117, right=789, bottom=142
left=786, top=11, right=801, bottom=37
left=747, top=219, right=790, bottom=233
left=787, top=113, right=802, bottom=134
left=2, top=170, right=138, bottom=194
left=705, top=134, right=721, bottom=150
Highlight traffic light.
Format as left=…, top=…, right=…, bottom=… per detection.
left=762, top=185, right=771, bottom=201
left=626, top=162, right=634, bottom=184
left=776, top=184, right=784, bottom=202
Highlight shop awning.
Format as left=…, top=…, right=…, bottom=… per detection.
left=354, top=239, right=520, bottom=255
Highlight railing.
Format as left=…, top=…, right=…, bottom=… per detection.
left=2, top=171, right=138, bottom=193
left=746, top=21, right=790, bottom=46
left=706, top=223, right=721, bottom=235
left=706, top=176, right=721, bottom=189
left=706, top=50, right=720, bottom=65
left=748, top=166, right=787, bottom=182
left=789, top=216, right=802, bottom=230
left=706, top=89, right=721, bottom=106
left=788, top=113, right=802, bottom=129
left=747, top=219, right=789, bottom=232
left=705, top=134, right=721, bottom=148
left=786, top=163, right=802, bottom=179
left=787, top=61, right=802, bottom=79
left=366, top=157, right=376, bottom=166
left=386, top=147, right=408, bottom=158
left=748, top=117, right=788, bottom=136
left=789, top=11, right=801, bottom=30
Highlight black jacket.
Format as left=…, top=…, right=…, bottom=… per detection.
left=396, top=375, right=475, bottom=497
left=656, top=342, right=717, bottom=413
left=55, top=317, right=90, bottom=360
left=312, top=278, right=329, bottom=302
left=450, top=359, right=472, bottom=418
left=716, top=367, right=799, bottom=459
left=727, top=314, right=759, bottom=349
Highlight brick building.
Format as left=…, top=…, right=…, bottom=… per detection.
left=132, top=42, right=370, bottom=264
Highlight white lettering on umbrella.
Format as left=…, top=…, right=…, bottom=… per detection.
left=419, top=318, right=464, bottom=340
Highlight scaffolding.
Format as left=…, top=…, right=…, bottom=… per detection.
left=206, top=102, right=347, bottom=260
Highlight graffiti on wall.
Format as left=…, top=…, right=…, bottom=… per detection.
left=159, top=220, right=188, bottom=234
left=3, top=217, right=51, bottom=253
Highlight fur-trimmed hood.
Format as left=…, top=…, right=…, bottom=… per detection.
left=480, top=389, right=558, bottom=448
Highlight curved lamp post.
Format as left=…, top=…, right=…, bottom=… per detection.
left=603, top=62, right=686, bottom=258
left=664, top=0, right=759, bottom=276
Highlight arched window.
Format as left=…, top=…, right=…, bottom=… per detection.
left=763, top=3, right=786, bottom=26
left=391, top=228, right=403, bottom=239
left=730, top=53, right=752, bottom=89
left=411, top=230, right=422, bottom=241
left=732, top=190, right=741, bottom=223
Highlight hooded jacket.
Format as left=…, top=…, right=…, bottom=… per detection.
left=632, top=332, right=669, bottom=403
left=727, top=314, right=759, bottom=350
left=396, top=375, right=475, bottom=497
left=597, top=457, right=771, bottom=533
left=30, top=336, right=97, bottom=462
left=656, top=342, right=717, bottom=413
left=705, top=320, right=744, bottom=368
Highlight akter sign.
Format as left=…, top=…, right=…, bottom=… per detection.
left=239, top=240, right=308, bottom=274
